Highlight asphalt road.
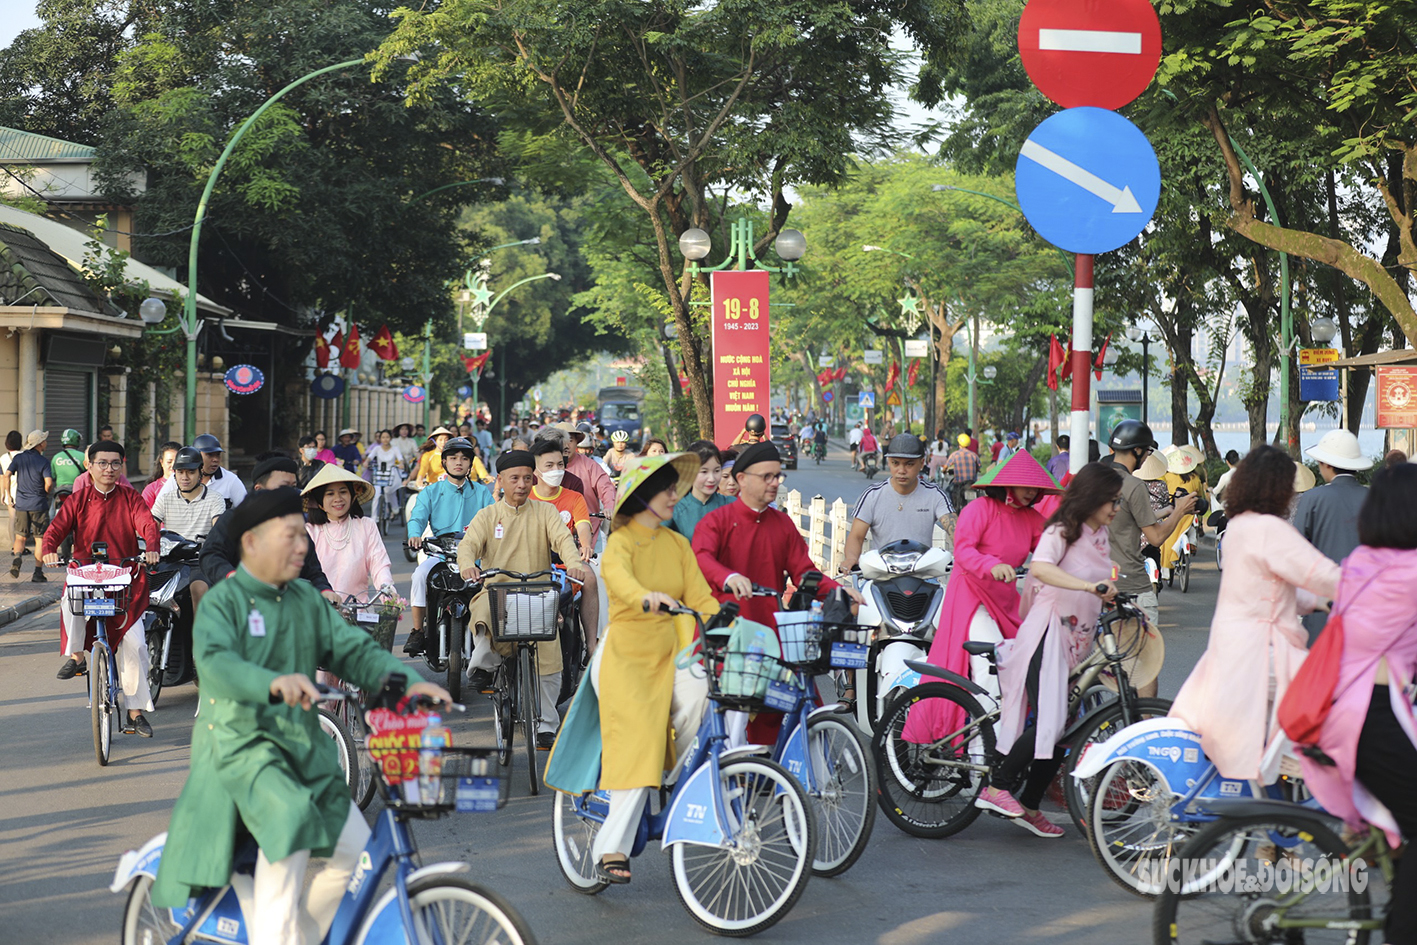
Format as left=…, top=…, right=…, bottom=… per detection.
left=0, top=453, right=1218, bottom=944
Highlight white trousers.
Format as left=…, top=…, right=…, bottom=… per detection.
left=252, top=804, right=370, bottom=945
left=968, top=606, right=1003, bottom=704
left=62, top=603, right=153, bottom=713
left=408, top=556, right=438, bottom=608
left=588, top=640, right=708, bottom=860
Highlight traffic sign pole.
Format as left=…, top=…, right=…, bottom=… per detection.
left=1070, top=254, right=1094, bottom=474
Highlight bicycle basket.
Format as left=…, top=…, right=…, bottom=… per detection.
left=371, top=744, right=508, bottom=817
left=774, top=611, right=827, bottom=669
left=489, top=581, right=560, bottom=643
left=825, top=623, right=873, bottom=670
left=65, top=575, right=133, bottom=617
left=702, top=618, right=793, bottom=711
left=340, top=600, right=401, bottom=652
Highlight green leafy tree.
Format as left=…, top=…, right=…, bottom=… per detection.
left=87, top=0, right=501, bottom=331
left=373, top=0, right=968, bottom=439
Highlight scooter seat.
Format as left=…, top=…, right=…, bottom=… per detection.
left=961, top=641, right=997, bottom=659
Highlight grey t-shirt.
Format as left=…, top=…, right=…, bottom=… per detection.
left=1106, top=457, right=1159, bottom=595
left=851, top=479, right=954, bottom=547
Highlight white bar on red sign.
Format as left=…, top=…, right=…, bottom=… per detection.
left=1038, top=28, right=1142, bottom=55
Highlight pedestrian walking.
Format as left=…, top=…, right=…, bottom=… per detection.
left=6, top=430, right=53, bottom=581
left=1293, top=428, right=1369, bottom=642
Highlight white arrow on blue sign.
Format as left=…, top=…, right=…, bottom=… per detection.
left=1015, top=106, right=1160, bottom=254
left=858, top=391, right=876, bottom=408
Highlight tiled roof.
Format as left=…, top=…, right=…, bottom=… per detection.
left=0, top=222, right=110, bottom=313
left=0, top=126, right=95, bottom=162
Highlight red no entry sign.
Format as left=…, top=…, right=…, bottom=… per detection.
left=1019, top=0, right=1162, bottom=110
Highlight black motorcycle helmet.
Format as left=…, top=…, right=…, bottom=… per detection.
left=172, top=446, right=204, bottom=471
left=440, top=436, right=477, bottom=474
left=1108, top=419, right=1157, bottom=454
left=744, top=413, right=767, bottom=435
left=192, top=433, right=223, bottom=454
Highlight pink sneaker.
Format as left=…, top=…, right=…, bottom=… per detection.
left=1015, top=809, right=1063, bottom=838
left=974, top=786, right=1025, bottom=818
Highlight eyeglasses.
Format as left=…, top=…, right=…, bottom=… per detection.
left=742, top=472, right=787, bottom=484
left=92, top=460, right=123, bottom=469
left=1111, top=496, right=1124, bottom=509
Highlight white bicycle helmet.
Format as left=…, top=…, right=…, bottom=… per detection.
left=610, top=430, right=630, bottom=443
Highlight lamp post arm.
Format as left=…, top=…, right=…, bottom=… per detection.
left=181, top=55, right=365, bottom=441
left=409, top=178, right=504, bottom=203
left=482, top=272, right=561, bottom=321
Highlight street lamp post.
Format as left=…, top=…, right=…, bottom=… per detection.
left=963, top=312, right=995, bottom=435
left=179, top=57, right=366, bottom=442
left=465, top=271, right=562, bottom=430
left=1126, top=324, right=1152, bottom=425
left=862, top=244, right=939, bottom=434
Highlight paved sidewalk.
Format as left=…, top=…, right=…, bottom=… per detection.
left=0, top=567, right=61, bottom=629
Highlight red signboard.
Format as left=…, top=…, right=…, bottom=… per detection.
left=1018, top=0, right=1162, bottom=110
left=1376, top=365, right=1417, bottom=429
left=711, top=270, right=770, bottom=447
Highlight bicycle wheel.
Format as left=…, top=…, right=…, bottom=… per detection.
left=120, top=875, right=185, bottom=945
left=1087, top=759, right=1205, bottom=898
left=445, top=616, right=463, bottom=704
left=145, top=621, right=165, bottom=707
left=519, top=646, right=540, bottom=795
left=670, top=757, right=815, bottom=936
left=873, top=682, right=993, bottom=839
left=1153, top=811, right=1375, bottom=945
left=494, top=669, right=514, bottom=768
left=1178, top=550, right=1191, bottom=593
left=91, top=644, right=112, bottom=766
left=318, top=707, right=359, bottom=800
left=404, top=875, right=538, bottom=945
left=1062, top=697, right=1173, bottom=832
left=375, top=493, right=388, bottom=537
left=805, top=713, right=876, bottom=876
left=552, top=789, right=610, bottom=895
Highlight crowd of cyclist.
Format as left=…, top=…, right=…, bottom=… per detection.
left=6, top=406, right=1416, bottom=944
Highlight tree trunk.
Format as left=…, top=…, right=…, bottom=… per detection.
left=1170, top=320, right=1192, bottom=446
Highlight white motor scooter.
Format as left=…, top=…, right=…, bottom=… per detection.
left=844, top=538, right=952, bottom=734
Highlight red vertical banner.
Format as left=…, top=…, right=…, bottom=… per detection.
left=711, top=270, right=771, bottom=447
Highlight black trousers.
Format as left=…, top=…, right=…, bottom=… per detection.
left=1354, top=686, right=1417, bottom=944
left=992, top=635, right=1066, bottom=810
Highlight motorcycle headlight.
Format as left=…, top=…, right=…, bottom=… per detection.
left=151, top=573, right=181, bottom=606
left=880, top=551, right=921, bottom=574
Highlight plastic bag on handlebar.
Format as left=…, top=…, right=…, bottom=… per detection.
left=821, top=587, right=853, bottom=626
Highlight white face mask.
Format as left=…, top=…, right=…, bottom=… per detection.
left=302, top=447, right=317, bottom=460
left=540, top=468, right=566, bottom=488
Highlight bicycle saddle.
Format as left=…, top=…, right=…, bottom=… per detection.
left=961, top=641, right=997, bottom=658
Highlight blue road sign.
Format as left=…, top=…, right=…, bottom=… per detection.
left=1015, top=107, right=1160, bottom=254
left=1299, top=366, right=1340, bottom=402
left=822, top=390, right=834, bottom=404
left=858, top=391, right=875, bottom=408
left=457, top=384, right=474, bottom=398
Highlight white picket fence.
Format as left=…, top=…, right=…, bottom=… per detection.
left=779, top=489, right=952, bottom=574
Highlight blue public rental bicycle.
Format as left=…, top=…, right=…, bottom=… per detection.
left=61, top=542, right=143, bottom=766
left=111, top=679, right=537, bottom=945
left=763, top=608, right=877, bottom=876
left=551, top=603, right=817, bottom=937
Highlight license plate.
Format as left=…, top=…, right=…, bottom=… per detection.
left=764, top=679, right=800, bottom=712
left=829, top=642, right=869, bottom=669
left=356, top=609, right=380, bottom=624
left=455, top=776, right=500, bottom=813
left=84, top=599, right=118, bottom=616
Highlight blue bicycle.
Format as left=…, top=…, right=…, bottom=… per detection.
left=60, top=543, right=143, bottom=766
left=551, top=604, right=816, bottom=937
left=768, top=609, right=877, bottom=876
left=112, top=680, right=536, bottom=945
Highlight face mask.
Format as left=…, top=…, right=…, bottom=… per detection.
left=302, top=447, right=317, bottom=460
left=540, top=469, right=565, bottom=488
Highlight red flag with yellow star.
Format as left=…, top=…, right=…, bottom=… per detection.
left=339, top=323, right=361, bottom=369
left=313, top=333, right=331, bottom=369
left=369, top=324, right=399, bottom=361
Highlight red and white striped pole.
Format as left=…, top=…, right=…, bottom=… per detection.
left=1069, top=253, right=1094, bottom=475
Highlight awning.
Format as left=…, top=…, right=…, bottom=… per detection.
left=0, top=203, right=232, bottom=316
left=0, top=305, right=145, bottom=339
left=1327, top=349, right=1417, bottom=369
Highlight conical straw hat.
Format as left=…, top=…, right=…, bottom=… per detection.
left=973, top=449, right=1063, bottom=495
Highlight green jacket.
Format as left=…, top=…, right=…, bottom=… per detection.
left=151, top=568, right=405, bottom=908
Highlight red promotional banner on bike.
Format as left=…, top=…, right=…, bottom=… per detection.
left=711, top=270, right=770, bottom=446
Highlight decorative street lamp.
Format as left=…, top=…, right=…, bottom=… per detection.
left=1310, top=316, right=1338, bottom=346
left=679, top=222, right=805, bottom=275
left=1126, top=324, right=1153, bottom=424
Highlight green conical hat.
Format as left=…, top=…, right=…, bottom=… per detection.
left=612, top=451, right=700, bottom=528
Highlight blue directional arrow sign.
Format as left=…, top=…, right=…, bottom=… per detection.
left=1015, top=106, right=1160, bottom=254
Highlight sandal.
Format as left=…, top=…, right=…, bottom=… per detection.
left=596, top=854, right=632, bottom=885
